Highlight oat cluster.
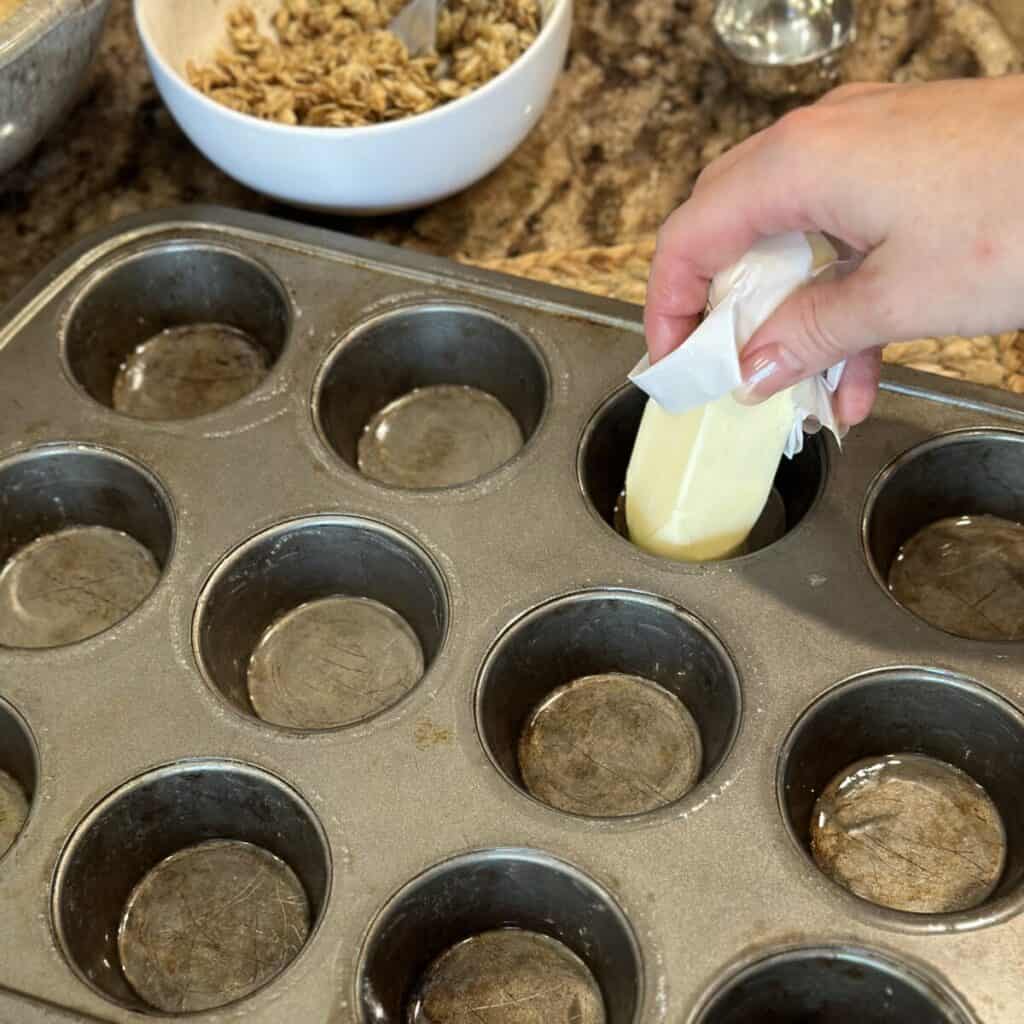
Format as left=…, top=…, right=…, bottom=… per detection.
left=186, top=0, right=541, bottom=128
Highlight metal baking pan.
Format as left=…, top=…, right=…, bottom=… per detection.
left=0, top=206, right=1022, bottom=1023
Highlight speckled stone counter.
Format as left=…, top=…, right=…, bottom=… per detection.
left=0, top=0, right=724, bottom=305
left=0, top=0, right=1019, bottom=309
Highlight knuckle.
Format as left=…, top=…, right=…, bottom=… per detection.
left=795, top=287, right=847, bottom=363
left=653, top=219, right=680, bottom=258
left=693, top=163, right=715, bottom=193
left=645, top=256, right=674, bottom=301
left=772, top=105, right=819, bottom=143
left=646, top=273, right=672, bottom=308
left=773, top=102, right=850, bottom=159
left=823, top=82, right=870, bottom=103
left=763, top=110, right=830, bottom=194
left=854, top=269, right=901, bottom=342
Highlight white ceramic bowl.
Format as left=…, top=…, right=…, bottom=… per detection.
left=135, top=0, right=571, bottom=213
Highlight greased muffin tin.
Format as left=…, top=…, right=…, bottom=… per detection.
left=0, top=206, right=1022, bottom=1022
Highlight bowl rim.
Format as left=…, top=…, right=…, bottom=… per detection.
left=134, top=0, right=570, bottom=138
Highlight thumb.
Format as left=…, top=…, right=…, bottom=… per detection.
left=739, top=259, right=890, bottom=400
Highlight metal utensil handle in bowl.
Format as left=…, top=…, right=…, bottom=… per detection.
left=389, top=0, right=447, bottom=57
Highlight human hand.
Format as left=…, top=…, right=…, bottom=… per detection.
left=644, top=76, right=1024, bottom=425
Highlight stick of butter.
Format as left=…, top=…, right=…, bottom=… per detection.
left=625, top=232, right=839, bottom=562
left=625, top=388, right=795, bottom=561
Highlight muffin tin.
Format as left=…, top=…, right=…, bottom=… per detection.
left=0, top=206, right=1022, bottom=1022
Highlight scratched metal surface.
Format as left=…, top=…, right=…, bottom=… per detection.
left=0, top=206, right=1022, bottom=1023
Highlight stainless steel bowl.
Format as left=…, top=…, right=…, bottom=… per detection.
left=0, top=0, right=111, bottom=175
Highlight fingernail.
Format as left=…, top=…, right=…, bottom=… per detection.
left=737, top=346, right=802, bottom=404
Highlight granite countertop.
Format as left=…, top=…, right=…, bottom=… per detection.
left=0, top=0, right=728, bottom=305
left=0, top=0, right=1020, bottom=308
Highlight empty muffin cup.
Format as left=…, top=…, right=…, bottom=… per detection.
left=0, top=446, right=173, bottom=648
left=779, top=668, right=1024, bottom=922
left=63, top=242, right=289, bottom=420
left=518, top=672, right=703, bottom=817
left=357, top=848, right=641, bottom=1023
left=314, top=304, right=547, bottom=489
left=0, top=697, right=37, bottom=862
left=579, top=385, right=826, bottom=559
left=52, top=760, right=330, bottom=1013
left=194, top=515, right=447, bottom=730
left=118, top=839, right=310, bottom=1013
left=693, top=946, right=972, bottom=1023
left=407, top=928, right=606, bottom=1024
left=863, top=430, right=1024, bottom=640
left=810, top=752, right=1005, bottom=914
left=476, top=590, right=740, bottom=819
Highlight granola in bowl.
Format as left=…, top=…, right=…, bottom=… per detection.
left=187, top=0, right=542, bottom=127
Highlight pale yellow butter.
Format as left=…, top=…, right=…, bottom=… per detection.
left=625, top=232, right=836, bottom=562
left=625, top=389, right=794, bottom=561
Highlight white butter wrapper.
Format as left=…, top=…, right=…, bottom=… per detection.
left=629, top=232, right=846, bottom=458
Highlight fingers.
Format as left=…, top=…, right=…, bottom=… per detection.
left=643, top=242, right=704, bottom=363
left=834, top=346, right=883, bottom=426
left=644, top=131, right=819, bottom=362
left=738, top=255, right=893, bottom=399
left=644, top=87, right=898, bottom=368
left=644, top=140, right=769, bottom=362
